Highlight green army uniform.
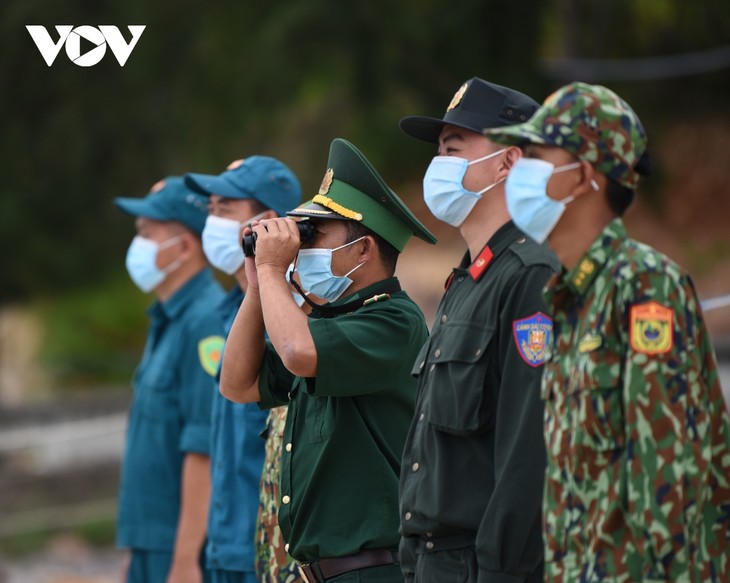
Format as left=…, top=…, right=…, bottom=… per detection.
left=485, top=82, right=730, bottom=581
left=258, top=138, right=437, bottom=583
left=256, top=406, right=302, bottom=583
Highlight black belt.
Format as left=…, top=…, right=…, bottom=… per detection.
left=297, top=548, right=399, bottom=583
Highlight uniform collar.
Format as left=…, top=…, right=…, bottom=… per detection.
left=148, top=268, right=216, bottom=321
left=457, top=220, right=524, bottom=282
left=545, top=218, right=627, bottom=305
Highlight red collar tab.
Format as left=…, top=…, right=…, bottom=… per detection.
left=468, top=246, right=494, bottom=281
left=444, top=272, right=455, bottom=291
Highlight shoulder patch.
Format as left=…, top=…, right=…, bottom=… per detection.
left=630, top=301, right=673, bottom=354
left=513, top=312, right=553, bottom=367
left=198, top=335, right=225, bottom=376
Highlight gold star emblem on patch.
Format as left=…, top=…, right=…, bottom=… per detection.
left=447, top=83, right=468, bottom=112
left=150, top=179, right=166, bottom=193
left=475, top=258, right=486, bottom=268
left=319, top=168, right=334, bottom=195
left=227, top=159, right=245, bottom=170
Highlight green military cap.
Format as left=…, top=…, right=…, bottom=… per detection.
left=483, top=82, right=648, bottom=189
left=287, top=138, right=436, bottom=252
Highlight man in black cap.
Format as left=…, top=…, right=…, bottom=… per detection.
left=398, top=78, right=559, bottom=582
left=220, top=138, right=437, bottom=583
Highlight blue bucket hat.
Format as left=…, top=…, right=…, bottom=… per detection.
left=184, top=156, right=302, bottom=217
left=114, top=176, right=209, bottom=234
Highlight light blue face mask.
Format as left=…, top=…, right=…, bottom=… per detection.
left=125, top=235, right=182, bottom=292
left=506, top=158, right=597, bottom=244
left=202, top=212, right=268, bottom=275
left=295, top=236, right=366, bottom=302
left=422, top=148, right=506, bottom=227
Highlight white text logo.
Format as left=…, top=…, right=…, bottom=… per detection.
left=26, top=25, right=146, bottom=67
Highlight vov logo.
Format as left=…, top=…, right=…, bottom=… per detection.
left=26, top=25, right=146, bottom=67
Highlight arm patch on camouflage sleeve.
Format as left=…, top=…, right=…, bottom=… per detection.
left=198, top=335, right=225, bottom=376
left=629, top=301, right=673, bottom=354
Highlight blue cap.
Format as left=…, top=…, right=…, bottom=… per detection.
left=114, top=176, right=209, bottom=234
left=184, top=156, right=302, bottom=217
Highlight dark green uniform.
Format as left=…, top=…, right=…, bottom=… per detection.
left=400, top=221, right=558, bottom=583
left=258, top=278, right=428, bottom=581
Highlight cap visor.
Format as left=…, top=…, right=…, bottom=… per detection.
left=114, top=197, right=169, bottom=221
left=482, top=122, right=548, bottom=147
left=286, top=202, right=347, bottom=220
left=184, top=173, right=245, bottom=199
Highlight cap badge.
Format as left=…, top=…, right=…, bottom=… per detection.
left=150, top=179, right=166, bottom=193
left=227, top=159, right=245, bottom=170
left=447, top=83, right=468, bottom=112
left=319, top=168, right=334, bottom=195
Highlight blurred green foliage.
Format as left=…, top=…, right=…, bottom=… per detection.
left=1, top=0, right=729, bottom=385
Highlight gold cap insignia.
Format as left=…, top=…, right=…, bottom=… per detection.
left=150, top=179, right=166, bottom=193
left=319, top=168, right=334, bottom=195
left=447, top=83, right=468, bottom=112
left=227, top=159, right=245, bottom=170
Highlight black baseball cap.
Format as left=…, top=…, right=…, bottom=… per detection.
left=400, top=77, right=540, bottom=144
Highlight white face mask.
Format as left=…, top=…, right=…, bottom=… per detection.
left=125, top=235, right=183, bottom=292
left=202, top=212, right=267, bottom=275
left=422, top=148, right=507, bottom=227
left=295, top=236, right=366, bottom=302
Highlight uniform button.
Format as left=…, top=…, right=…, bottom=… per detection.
left=434, top=349, right=441, bottom=358
left=285, top=543, right=290, bottom=552
left=282, top=495, right=291, bottom=505
left=426, top=532, right=433, bottom=538
left=404, top=512, right=412, bottom=520
left=441, top=314, right=448, bottom=323
left=426, top=541, right=434, bottom=550
left=475, top=348, right=482, bottom=357
left=419, top=412, right=425, bottom=422
left=285, top=442, right=292, bottom=452
left=429, top=364, right=435, bottom=372
left=412, top=462, right=420, bottom=472
left=458, top=276, right=465, bottom=282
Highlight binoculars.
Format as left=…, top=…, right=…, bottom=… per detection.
left=242, top=221, right=316, bottom=257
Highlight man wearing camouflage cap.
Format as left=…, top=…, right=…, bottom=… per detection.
left=398, top=77, right=558, bottom=583
left=114, top=177, right=226, bottom=583
left=485, top=81, right=730, bottom=581
left=220, top=138, right=437, bottom=582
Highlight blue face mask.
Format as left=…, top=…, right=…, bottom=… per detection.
left=422, top=149, right=506, bottom=227
left=295, top=236, right=366, bottom=302
left=125, top=235, right=182, bottom=292
left=202, top=213, right=267, bottom=275
left=506, top=158, right=596, bottom=244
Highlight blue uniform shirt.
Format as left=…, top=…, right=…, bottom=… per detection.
left=117, top=268, right=225, bottom=551
left=207, top=286, right=268, bottom=572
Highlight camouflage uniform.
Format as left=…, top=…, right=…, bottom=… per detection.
left=542, top=218, right=730, bottom=581
left=255, top=406, right=302, bottom=583
left=484, top=83, right=730, bottom=581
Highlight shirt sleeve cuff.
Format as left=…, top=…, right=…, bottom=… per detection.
left=180, top=422, right=210, bottom=454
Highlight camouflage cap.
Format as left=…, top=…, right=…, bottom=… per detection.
left=483, top=82, right=647, bottom=189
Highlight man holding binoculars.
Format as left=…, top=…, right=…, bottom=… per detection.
left=220, top=138, right=436, bottom=583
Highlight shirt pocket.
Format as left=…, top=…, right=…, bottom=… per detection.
left=425, top=324, right=495, bottom=435
left=568, top=348, right=624, bottom=454
left=135, top=364, right=177, bottom=421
